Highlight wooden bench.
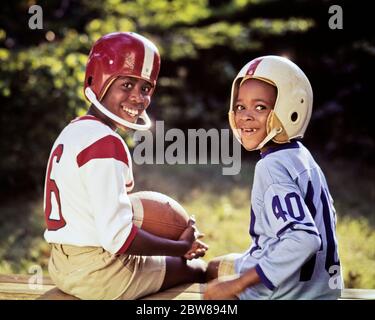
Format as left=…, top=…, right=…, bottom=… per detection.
left=0, top=274, right=204, bottom=300
left=1, top=274, right=374, bottom=300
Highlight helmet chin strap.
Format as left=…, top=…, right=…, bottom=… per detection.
left=239, top=127, right=282, bottom=151
left=255, top=127, right=282, bottom=150
left=85, top=87, right=152, bottom=131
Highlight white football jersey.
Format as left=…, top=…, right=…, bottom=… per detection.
left=43, top=115, right=137, bottom=254
left=235, top=141, right=342, bottom=299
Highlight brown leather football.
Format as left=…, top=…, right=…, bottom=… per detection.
left=129, top=191, right=189, bottom=240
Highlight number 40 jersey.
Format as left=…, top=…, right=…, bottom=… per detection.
left=235, top=141, right=342, bottom=300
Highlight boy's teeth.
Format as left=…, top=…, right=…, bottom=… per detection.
left=122, top=106, right=139, bottom=116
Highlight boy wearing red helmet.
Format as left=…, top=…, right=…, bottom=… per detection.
left=43, top=32, right=207, bottom=300
left=204, top=56, right=342, bottom=300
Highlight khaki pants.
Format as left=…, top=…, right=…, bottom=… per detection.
left=48, top=243, right=166, bottom=300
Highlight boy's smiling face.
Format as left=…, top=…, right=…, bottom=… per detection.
left=101, top=76, right=153, bottom=130
left=234, top=78, right=277, bottom=151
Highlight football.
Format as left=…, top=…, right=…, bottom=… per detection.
left=129, top=191, right=189, bottom=240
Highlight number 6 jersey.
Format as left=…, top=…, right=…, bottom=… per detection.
left=235, top=141, right=342, bottom=299
left=43, top=115, right=138, bottom=255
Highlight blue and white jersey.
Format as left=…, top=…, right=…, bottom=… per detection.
left=235, top=141, right=342, bottom=300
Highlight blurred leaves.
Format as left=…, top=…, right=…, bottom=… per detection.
left=250, top=18, right=315, bottom=35
left=0, top=0, right=374, bottom=194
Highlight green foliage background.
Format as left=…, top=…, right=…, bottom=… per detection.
left=1, top=0, right=374, bottom=194
left=0, top=0, right=374, bottom=290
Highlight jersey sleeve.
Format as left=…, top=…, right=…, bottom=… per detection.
left=77, top=135, right=138, bottom=254
left=255, top=183, right=322, bottom=290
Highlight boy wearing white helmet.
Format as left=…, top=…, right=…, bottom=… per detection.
left=204, top=56, right=342, bottom=300
left=43, top=32, right=207, bottom=300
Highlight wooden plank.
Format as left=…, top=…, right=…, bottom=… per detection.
left=0, top=273, right=76, bottom=300
left=1, top=274, right=375, bottom=300
left=143, top=283, right=205, bottom=300
left=0, top=282, right=54, bottom=295
left=37, top=287, right=80, bottom=300
left=0, top=280, right=204, bottom=300
left=149, top=283, right=204, bottom=293
left=0, top=274, right=54, bottom=285
left=143, top=291, right=202, bottom=300
left=0, top=282, right=55, bottom=300
left=36, top=287, right=375, bottom=300
left=340, top=288, right=375, bottom=300
left=0, top=292, right=42, bottom=300
left=37, top=283, right=205, bottom=300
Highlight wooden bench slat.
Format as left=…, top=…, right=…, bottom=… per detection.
left=0, top=274, right=54, bottom=285
left=1, top=274, right=375, bottom=300
left=36, top=287, right=80, bottom=300
left=0, top=282, right=54, bottom=295
left=143, top=292, right=202, bottom=300
left=0, top=292, right=42, bottom=300
left=339, top=288, right=375, bottom=300
left=147, top=283, right=205, bottom=294
left=142, top=283, right=204, bottom=300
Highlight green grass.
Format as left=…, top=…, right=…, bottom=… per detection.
left=0, top=196, right=50, bottom=274
left=1, top=157, right=374, bottom=288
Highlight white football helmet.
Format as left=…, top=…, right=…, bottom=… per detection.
left=228, top=55, right=313, bottom=150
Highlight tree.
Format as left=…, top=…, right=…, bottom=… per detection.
left=0, top=0, right=373, bottom=195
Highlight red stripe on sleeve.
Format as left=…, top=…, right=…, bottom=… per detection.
left=116, top=224, right=138, bottom=255
left=77, top=135, right=129, bottom=167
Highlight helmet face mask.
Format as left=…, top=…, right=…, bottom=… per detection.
left=229, top=55, right=313, bottom=151
left=84, top=32, right=160, bottom=131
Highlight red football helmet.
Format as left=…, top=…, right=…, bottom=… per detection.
left=84, top=32, right=161, bottom=130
